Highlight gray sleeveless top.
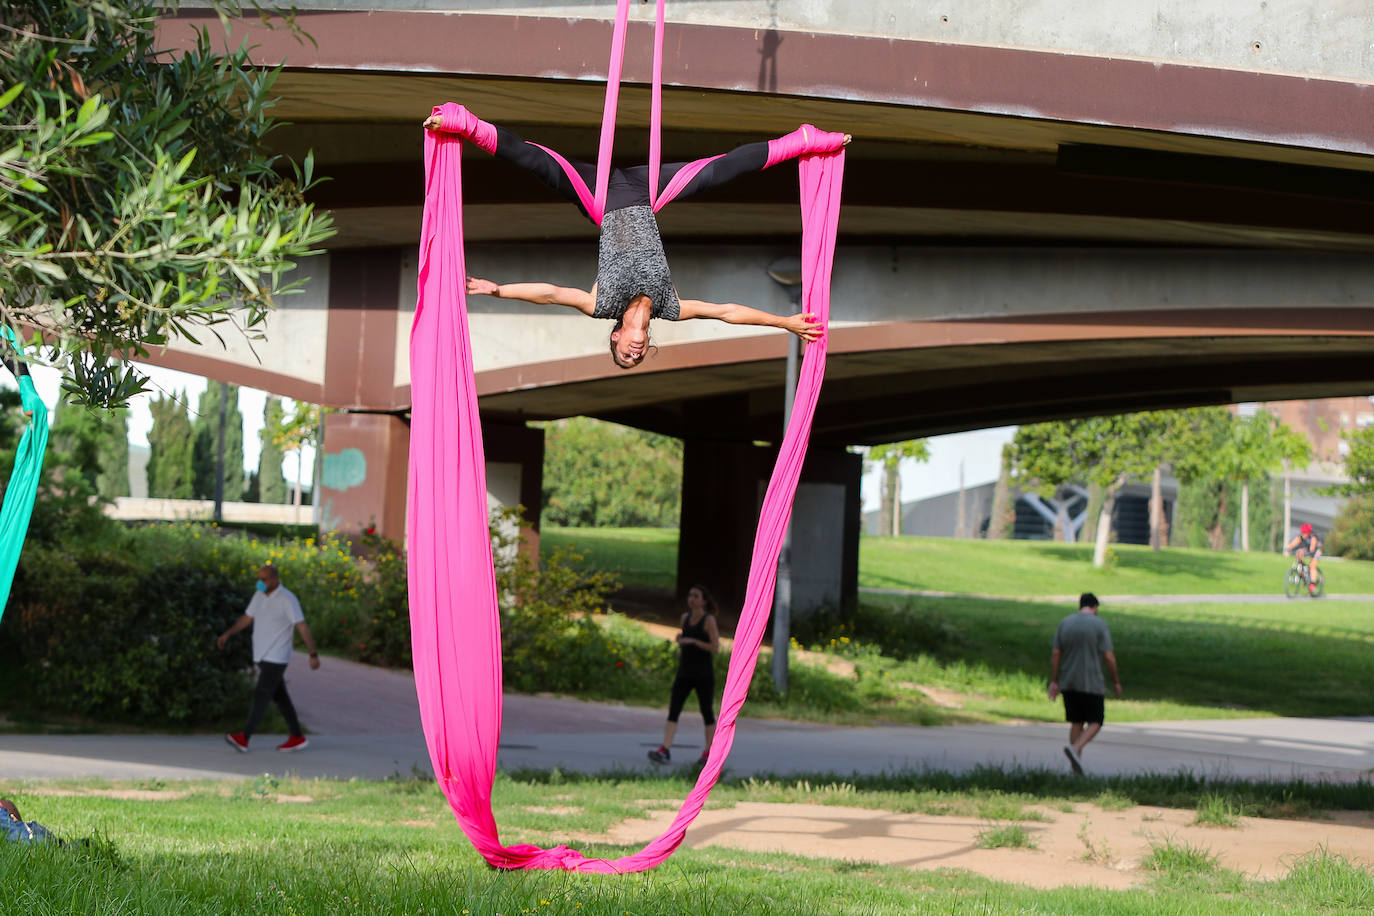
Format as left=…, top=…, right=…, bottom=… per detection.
left=593, top=206, right=680, bottom=321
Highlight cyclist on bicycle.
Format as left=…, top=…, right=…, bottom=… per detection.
left=1284, top=523, right=1323, bottom=595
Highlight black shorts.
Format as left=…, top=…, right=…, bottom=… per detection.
left=1062, top=690, right=1105, bottom=725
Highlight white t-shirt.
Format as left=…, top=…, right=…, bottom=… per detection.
left=246, top=585, right=305, bottom=664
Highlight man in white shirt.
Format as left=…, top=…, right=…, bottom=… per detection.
left=217, top=564, right=321, bottom=752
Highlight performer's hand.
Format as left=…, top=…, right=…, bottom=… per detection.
left=466, top=276, right=500, bottom=297
left=423, top=113, right=442, bottom=131
left=216, top=633, right=228, bottom=650
left=1047, top=681, right=1060, bottom=701
left=785, top=313, right=824, bottom=342
left=842, top=134, right=852, bottom=146
left=309, top=655, right=321, bottom=671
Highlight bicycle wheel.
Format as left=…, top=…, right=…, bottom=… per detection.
left=1284, top=566, right=1302, bottom=599
left=1310, top=568, right=1325, bottom=598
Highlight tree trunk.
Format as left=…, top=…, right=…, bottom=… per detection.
left=986, top=446, right=1014, bottom=540
left=1149, top=465, right=1163, bottom=551
left=877, top=471, right=892, bottom=538
left=1092, top=481, right=1121, bottom=568
left=1081, top=482, right=1106, bottom=545
left=1240, top=478, right=1250, bottom=551
left=1208, top=484, right=1228, bottom=550
left=887, top=462, right=901, bottom=536
left=293, top=449, right=303, bottom=525
left=1283, top=467, right=1292, bottom=544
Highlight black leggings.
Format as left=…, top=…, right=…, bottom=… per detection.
left=244, top=661, right=303, bottom=737
left=492, top=125, right=770, bottom=222
left=667, top=670, right=716, bottom=725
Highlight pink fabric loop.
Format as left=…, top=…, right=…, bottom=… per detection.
left=411, top=124, right=845, bottom=872
left=531, top=142, right=603, bottom=225
left=647, top=0, right=666, bottom=209
left=428, top=103, right=496, bottom=155
left=765, top=123, right=847, bottom=169
left=652, top=153, right=723, bottom=213
left=594, top=0, right=634, bottom=216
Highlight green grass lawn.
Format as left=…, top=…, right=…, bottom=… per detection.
left=543, top=527, right=1374, bottom=597
left=859, top=536, right=1374, bottom=596
left=850, top=595, right=1374, bottom=723
left=540, top=529, right=1374, bottom=726
left=542, top=526, right=679, bottom=591
left=6, top=773, right=1373, bottom=915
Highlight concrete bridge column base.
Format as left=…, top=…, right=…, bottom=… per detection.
left=318, top=412, right=410, bottom=538
left=317, top=416, right=544, bottom=552
left=676, top=440, right=860, bottom=624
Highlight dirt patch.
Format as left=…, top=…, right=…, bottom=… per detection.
left=275, top=795, right=314, bottom=804
left=592, top=802, right=1374, bottom=889
left=522, top=805, right=582, bottom=816
left=909, top=685, right=967, bottom=709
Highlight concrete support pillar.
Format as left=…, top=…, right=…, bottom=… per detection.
left=677, top=440, right=860, bottom=621
left=317, top=414, right=545, bottom=551
left=482, top=421, right=546, bottom=557
left=319, top=412, right=410, bottom=537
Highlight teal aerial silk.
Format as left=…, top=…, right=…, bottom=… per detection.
left=0, top=334, right=48, bottom=622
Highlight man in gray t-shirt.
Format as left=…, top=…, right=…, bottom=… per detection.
left=1048, top=593, right=1121, bottom=775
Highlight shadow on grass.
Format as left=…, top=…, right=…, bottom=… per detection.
left=1015, top=541, right=1257, bottom=582
left=876, top=595, right=1374, bottom=718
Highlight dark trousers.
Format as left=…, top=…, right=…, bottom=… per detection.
left=243, top=661, right=302, bottom=738
left=492, top=125, right=770, bottom=221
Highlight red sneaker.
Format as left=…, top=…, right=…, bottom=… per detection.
left=276, top=735, right=309, bottom=753
left=225, top=732, right=249, bottom=753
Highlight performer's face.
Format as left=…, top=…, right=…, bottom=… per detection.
left=611, top=303, right=651, bottom=366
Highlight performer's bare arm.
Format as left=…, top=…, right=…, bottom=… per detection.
left=466, top=277, right=595, bottom=316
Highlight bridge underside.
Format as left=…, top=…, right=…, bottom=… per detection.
left=155, top=12, right=1374, bottom=600
left=165, top=8, right=1374, bottom=437
left=478, top=311, right=1374, bottom=446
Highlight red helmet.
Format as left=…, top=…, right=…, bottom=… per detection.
left=1300, top=523, right=1313, bottom=535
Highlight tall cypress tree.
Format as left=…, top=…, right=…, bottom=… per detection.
left=50, top=397, right=131, bottom=499
left=258, top=396, right=288, bottom=504
left=191, top=383, right=245, bottom=500
left=146, top=392, right=194, bottom=499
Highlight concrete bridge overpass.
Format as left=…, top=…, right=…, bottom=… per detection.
left=149, top=2, right=1374, bottom=611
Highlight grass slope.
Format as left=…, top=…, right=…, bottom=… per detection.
left=543, top=527, right=1374, bottom=597
left=861, top=536, right=1374, bottom=596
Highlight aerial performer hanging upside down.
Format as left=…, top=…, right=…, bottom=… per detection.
left=422, top=106, right=850, bottom=368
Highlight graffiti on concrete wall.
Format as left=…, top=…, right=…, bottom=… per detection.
left=322, top=447, right=367, bottom=491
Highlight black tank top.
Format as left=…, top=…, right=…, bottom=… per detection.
left=678, top=612, right=713, bottom=676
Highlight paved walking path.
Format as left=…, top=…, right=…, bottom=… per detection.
left=2, top=656, right=1371, bottom=785
left=861, top=587, right=1374, bottom=604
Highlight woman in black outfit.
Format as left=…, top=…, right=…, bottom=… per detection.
left=648, top=585, right=721, bottom=765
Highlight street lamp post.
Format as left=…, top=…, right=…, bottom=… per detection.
left=766, top=256, right=803, bottom=696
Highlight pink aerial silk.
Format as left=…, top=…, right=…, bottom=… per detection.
left=408, top=2, right=846, bottom=874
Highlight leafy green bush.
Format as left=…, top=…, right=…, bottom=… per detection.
left=2, top=522, right=367, bottom=726
left=792, top=600, right=965, bottom=660
left=1327, top=495, right=1374, bottom=560
left=7, top=531, right=254, bottom=724
left=353, top=529, right=411, bottom=667
left=540, top=418, right=682, bottom=527
left=349, top=509, right=631, bottom=688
